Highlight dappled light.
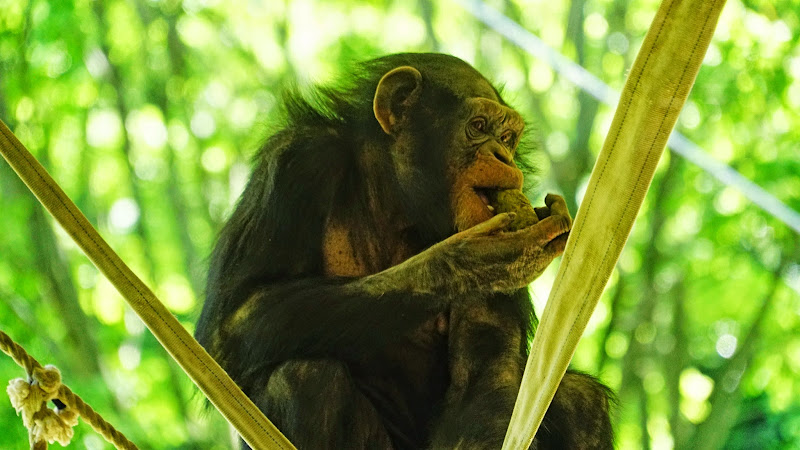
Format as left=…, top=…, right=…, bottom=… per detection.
left=0, top=0, right=798, bottom=448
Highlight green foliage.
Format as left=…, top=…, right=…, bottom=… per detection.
left=0, top=0, right=798, bottom=448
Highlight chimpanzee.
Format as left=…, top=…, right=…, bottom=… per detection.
left=196, top=53, right=612, bottom=449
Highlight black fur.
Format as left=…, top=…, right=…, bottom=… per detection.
left=196, top=53, right=612, bottom=449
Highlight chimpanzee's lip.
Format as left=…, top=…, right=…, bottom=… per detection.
left=473, top=187, right=499, bottom=214
left=473, top=178, right=519, bottom=193
left=474, top=188, right=492, bottom=206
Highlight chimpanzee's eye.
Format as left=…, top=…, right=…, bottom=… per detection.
left=470, top=118, right=486, bottom=133
left=500, top=130, right=516, bottom=147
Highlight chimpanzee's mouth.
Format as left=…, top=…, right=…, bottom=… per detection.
left=473, top=188, right=496, bottom=213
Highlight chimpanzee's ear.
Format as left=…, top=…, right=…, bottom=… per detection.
left=373, top=66, right=422, bottom=135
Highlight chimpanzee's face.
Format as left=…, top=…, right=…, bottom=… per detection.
left=447, top=96, right=525, bottom=231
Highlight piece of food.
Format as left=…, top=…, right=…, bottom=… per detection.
left=487, top=189, right=539, bottom=231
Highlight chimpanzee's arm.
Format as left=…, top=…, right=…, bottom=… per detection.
left=224, top=277, right=443, bottom=367
left=220, top=210, right=567, bottom=369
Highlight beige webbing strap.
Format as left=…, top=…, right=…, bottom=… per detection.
left=0, top=120, right=295, bottom=450
left=502, top=0, right=727, bottom=447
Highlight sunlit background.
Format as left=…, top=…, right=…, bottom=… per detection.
left=1, top=0, right=799, bottom=448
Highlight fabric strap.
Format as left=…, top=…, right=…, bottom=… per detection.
left=502, top=0, right=728, bottom=447
left=0, top=120, right=295, bottom=450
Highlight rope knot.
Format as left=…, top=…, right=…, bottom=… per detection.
left=33, top=364, right=62, bottom=394
left=2, top=330, right=137, bottom=449
left=7, top=364, right=78, bottom=446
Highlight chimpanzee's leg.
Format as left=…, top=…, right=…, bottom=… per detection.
left=429, top=292, right=614, bottom=450
left=533, top=371, right=614, bottom=450
left=429, top=294, right=527, bottom=449
left=248, top=359, right=394, bottom=450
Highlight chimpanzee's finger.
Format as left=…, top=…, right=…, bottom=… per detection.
left=527, top=214, right=571, bottom=247
left=534, top=206, right=550, bottom=220
left=470, top=212, right=516, bottom=235
left=545, top=193, right=572, bottom=226
left=544, top=232, right=569, bottom=255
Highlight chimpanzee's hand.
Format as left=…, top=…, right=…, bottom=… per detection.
left=359, top=194, right=571, bottom=297
left=437, top=193, right=571, bottom=293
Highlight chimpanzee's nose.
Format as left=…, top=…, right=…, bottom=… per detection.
left=490, top=143, right=514, bottom=166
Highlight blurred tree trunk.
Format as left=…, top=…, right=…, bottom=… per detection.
left=501, top=0, right=548, bottom=188
left=666, top=279, right=689, bottom=444
left=637, top=381, right=651, bottom=450
left=596, top=269, right=626, bottom=372
left=134, top=1, right=206, bottom=297
left=553, top=0, right=630, bottom=211
left=420, top=0, right=441, bottom=52
left=543, top=0, right=595, bottom=212
left=90, top=1, right=159, bottom=283
left=688, top=257, right=790, bottom=450
left=619, top=156, right=683, bottom=445
left=73, top=111, right=98, bottom=221
left=29, top=194, right=103, bottom=377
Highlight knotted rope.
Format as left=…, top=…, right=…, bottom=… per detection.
left=1, top=330, right=137, bottom=449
